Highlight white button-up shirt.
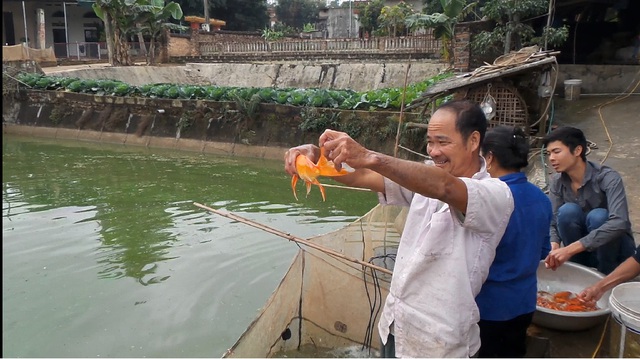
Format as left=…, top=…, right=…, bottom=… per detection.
left=377, top=161, right=513, bottom=358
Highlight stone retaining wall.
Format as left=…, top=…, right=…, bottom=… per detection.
left=3, top=89, right=429, bottom=161
left=42, top=61, right=446, bottom=92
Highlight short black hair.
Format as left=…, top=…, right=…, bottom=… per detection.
left=437, top=100, right=487, bottom=145
left=543, top=126, right=587, bottom=161
left=481, top=126, right=529, bottom=171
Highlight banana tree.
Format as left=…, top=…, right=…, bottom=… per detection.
left=133, top=0, right=185, bottom=64
left=405, top=0, right=476, bottom=63
left=93, top=0, right=134, bottom=66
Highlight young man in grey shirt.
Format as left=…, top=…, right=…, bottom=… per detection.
left=543, top=126, right=636, bottom=274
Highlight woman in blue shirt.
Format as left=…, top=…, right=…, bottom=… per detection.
left=476, top=126, right=552, bottom=357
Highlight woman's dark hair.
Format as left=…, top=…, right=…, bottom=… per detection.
left=481, top=126, right=529, bottom=171
left=542, top=126, right=587, bottom=161
left=437, top=100, right=487, bottom=145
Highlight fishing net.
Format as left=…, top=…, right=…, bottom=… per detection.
left=224, top=204, right=405, bottom=358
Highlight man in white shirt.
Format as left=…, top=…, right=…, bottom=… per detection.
left=284, top=100, right=514, bottom=357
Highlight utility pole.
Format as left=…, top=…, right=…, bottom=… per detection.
left=203, top=0, right=210, bottom=32
left=348, top=0, right=352, bottom=38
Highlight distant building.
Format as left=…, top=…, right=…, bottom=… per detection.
left=318, top=0, right=421, bottom=39
left=318, top=5, right=359, bottom=38
left=2, top=0, right=103, bottom=58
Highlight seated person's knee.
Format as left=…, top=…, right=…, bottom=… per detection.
left=586, top=208, right=609, bottom=230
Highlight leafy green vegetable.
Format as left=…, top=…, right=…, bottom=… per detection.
left=14, top=70, right=454, bottom=111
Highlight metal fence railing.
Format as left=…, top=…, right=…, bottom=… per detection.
left=52, top=41, right=156, bottom=60
left=199, top=34, right=441, bottom=57
left=52, top=35, right=441, bottom=61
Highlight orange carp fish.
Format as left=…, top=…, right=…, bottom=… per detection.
left=291, top=147, right=350, bottom=201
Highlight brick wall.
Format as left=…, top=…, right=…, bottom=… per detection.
left=167, top=30, right=269, bottom=57
left=453, top=24, right=471, bottom=72
left=166, top=33, right=195, bottom=57
left=452, top=20, right=501, bottom=72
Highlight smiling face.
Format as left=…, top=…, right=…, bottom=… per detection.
left=546, top=140, right=583, bottom=173
left=426, top=108, right=481, bottom=178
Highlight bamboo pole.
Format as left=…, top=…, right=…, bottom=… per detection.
left=193, top=202, right=393, bottom=275
left=393, top=61, right=412, bottom=158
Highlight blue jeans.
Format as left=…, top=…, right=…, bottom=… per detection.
left=557, top=203, right=636, bottom=274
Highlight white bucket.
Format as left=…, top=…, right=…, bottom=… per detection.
left=608, top=282, right=640, bottom=358
left=564, top=79, right=582, bottom=100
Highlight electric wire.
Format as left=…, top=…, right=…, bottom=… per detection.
left=362, top=264, right=380, bottom=355
left=362, top=253, right=396, bottom=356
left=595, top=72, right=640, bottom=165
left=591, top=316, right=610, bottom=358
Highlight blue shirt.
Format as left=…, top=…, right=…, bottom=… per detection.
left=475, top=172, right=552, bottom=321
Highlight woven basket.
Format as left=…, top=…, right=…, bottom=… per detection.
left=464, top=82, right=529, bottom=132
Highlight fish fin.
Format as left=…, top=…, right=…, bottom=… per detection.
left=317, top=148, right=350, bottom=177
left=291, top=176, right=299, bottom=201
left=310, top=179, right=327, bottom=201
left=318, top=183, right=326, bottom=202
left=305, top=181, right=312, bottom=197
left=318, top=165, right=350, bottom=177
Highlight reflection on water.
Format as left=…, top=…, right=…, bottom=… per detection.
left=2, top=135, right=378, bottom=358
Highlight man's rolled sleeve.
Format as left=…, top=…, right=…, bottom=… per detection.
left=459, top=177, right=513, bottom=235
left=378, top=177, right=414, bottom=206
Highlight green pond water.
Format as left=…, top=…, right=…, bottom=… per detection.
left=2, top=135, right=378, bottom=358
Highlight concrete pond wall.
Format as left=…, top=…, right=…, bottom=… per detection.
left=42, top=61, right=447, bottom=92
left=4, top=60, right=637, bottom=162
left=2, top=88, right=428, bottom=161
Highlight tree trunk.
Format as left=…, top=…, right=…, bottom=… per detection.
left=513, top=13, right=522, bottom=50
left=148, top=40, right=156, bottom=65
left=112, top=26, right=132, bottom=66
left=504, top=14, right=514, bottom=54
left=135, top=23, right=148, bottom=59
left=103, top=12, right=114, bottom=66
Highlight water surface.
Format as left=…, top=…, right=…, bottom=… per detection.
left=2, top=135, right=378, bottom=357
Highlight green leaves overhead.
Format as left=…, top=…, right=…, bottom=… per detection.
left=15, top=72, right=453, bottom=111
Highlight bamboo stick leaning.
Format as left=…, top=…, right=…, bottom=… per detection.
left=193, top=202, right=393, bottom=275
